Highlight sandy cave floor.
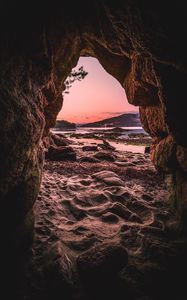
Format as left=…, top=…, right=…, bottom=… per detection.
left=21, top=147, right=187, bottom=300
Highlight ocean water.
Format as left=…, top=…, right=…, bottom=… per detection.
left=52, top=126, right=148, bottom=153
left=53, top=126, right=146, bottom=135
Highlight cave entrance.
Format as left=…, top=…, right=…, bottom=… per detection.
left=54, top=56, right=149, bottom=154
left=36, top=56, right=168, bottom=263
left=33, top=55, right=169, bottom=299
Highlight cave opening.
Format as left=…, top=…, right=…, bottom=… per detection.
left=31, top=55, right=173, bottom=299
left=1, top=2, right=187, bottom=298
left=54, top=56, right=149, bottom=154
left=40, top=56, right=168, bottom=257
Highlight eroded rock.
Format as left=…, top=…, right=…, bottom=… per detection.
left=43, top=241, right=75, bottom=298
left=46, top=146, right=76, bottom=161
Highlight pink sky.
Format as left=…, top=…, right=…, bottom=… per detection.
left=57, top=57, right=138, bottom=123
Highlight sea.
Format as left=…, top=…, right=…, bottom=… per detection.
left=52, top=126, right=148, bottom=153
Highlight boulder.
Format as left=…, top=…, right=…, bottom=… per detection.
left=51, top=132, right=72, bottom=147
left=43, top=132, right=71, bottom=150
left=45, top=146, right=76, bottom=161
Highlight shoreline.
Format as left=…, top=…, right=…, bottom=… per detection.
left=52, top=126, right=152, bottom=154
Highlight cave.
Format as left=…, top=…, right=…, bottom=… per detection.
left=0, top=1, right=187, bottom=299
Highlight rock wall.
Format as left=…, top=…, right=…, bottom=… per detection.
left=0, top=1, right=187, bottom=253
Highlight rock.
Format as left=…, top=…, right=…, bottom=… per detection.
left=51, top=132, right=71, bottom=147
left=152, top=135, right=177, bottom=172
left=82, top=145, right=98, bottom=151
left=177, top=145, right=187, bottom=173
left=43, top=241, right=75, bottom=298
left=45, top=146, right=76, bottom=161
left=77, top=241, right=128, bottom=281
left=97, top=143, right=108, bottom=150
left=98, top=139, right=116, bottom=151
left=144, top=146, right=151, bottom=154
left=94, top=151, right=116, bottom=162
left=102, top=176, right=124, bottom=186
left=43, top=132, right=71, bottom=150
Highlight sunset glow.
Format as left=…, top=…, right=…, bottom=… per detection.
left=57, top=57, right=138, bottom=123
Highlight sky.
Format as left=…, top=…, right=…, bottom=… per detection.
left=57, top=57, right=138, bottom=123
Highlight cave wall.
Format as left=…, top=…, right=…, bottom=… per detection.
left=0, top=1, right=187, bottom=252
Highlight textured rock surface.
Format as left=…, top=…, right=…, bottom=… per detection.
left=0, top=1, right=187, bottom=253
left=46, top=145, right=77, bottom=161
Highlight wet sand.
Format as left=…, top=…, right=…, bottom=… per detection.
left=22, top=142, right=187, bottom=300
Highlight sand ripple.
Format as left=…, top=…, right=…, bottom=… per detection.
left=27, top=151, right=182, bottom=300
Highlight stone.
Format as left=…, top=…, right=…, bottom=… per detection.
left=43, top=241, right=75, bottom=298
left=82, top=145, right=98, bottom=151
left=45, top=146, right=76, bottom=161
left=51, top=132, right=71, bottom=147
left=43, top=132, right=71, bottom=150
left=97, top=139, right=116, bottom=151
left=94, top=151, right=115, bottom=162
left=144, top=146, right=151, bottom=154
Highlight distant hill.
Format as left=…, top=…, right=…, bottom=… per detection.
left=80, top=113, right=141, bottom=128
left=55, top=120, right=76, bottom=130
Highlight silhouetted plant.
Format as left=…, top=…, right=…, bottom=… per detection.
left=63, top=66, right=88, bottom=94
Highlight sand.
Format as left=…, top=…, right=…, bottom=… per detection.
left=21, top=143, right=187, bottom=300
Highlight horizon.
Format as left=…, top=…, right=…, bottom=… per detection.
left=57, top=57, right=138, bottom=123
